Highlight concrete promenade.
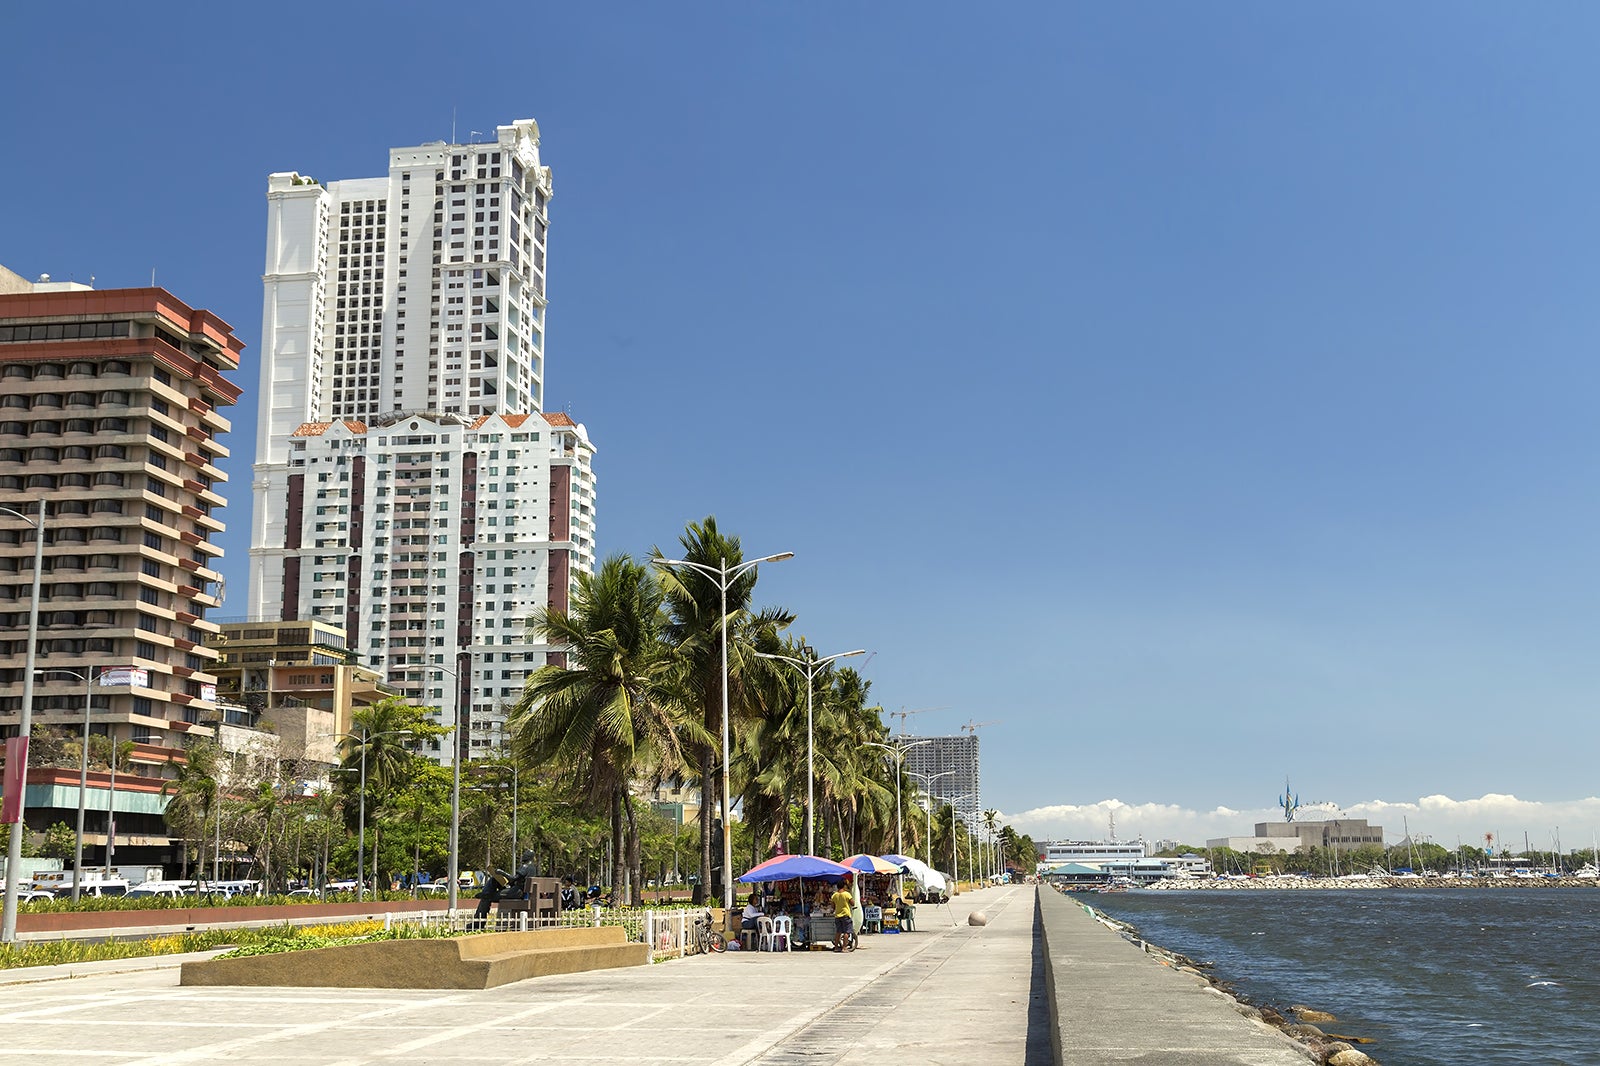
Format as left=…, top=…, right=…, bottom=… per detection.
left=1037, top=886, right=1310, bottom=1065
left=0, top=884, right=1049, bottom=1066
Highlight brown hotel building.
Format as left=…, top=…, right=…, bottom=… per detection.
left=0, top=267, right=241, bottom=865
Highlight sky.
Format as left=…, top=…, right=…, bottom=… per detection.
left=4, top=3, right=1600, bottom=850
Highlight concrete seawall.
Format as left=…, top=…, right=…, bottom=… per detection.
left=1037, top=886, right=1311, bottom=1065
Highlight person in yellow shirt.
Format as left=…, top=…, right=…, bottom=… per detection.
left=830, top=880, right=855, bottom=952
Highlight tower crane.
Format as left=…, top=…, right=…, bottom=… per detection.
left=888, top=706, right=947, bottom=734
left=960, top=719, right=1000, bottom=735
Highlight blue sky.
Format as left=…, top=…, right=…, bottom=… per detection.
left=5, top=3, right=1600, bottom=845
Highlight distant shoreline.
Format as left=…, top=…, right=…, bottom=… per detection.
left=1134, top=874, right=1600, bottom=891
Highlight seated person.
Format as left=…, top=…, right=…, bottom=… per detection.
left=741, top=893, right=763, bottom=931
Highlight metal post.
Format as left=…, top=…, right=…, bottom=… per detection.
left=449, top=658, right=461, bottom=915
left=104, top=721, right=116, bottom=876
left=718, top=557, right=732, bottom=912
left=73, top=670, right=89, bottom=903
left=357, top=727, right=367, bottom=902
left=2, top=500, right=46, bottom=944
left=35, top=667, right=96, bottom=904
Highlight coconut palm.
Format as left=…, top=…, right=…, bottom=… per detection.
left=161, top=740, right=223, bottom=882
left=511, top=554, right=699, bottom=904
left=654, top=518, right=793, bottom=900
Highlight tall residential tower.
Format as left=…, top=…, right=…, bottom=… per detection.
left=249, top=120, right=596, bottom=760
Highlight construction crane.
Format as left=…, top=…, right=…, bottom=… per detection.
left=888, top=705, right=947, bottom=734
left=960, top=719, right=1000, bottom=735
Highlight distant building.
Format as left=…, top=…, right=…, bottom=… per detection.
left=1041, top=840, right=1148, bottom=865
left=1207, top=817, right=1385, bottom=855
left=0, top=269, right=243, bottom=870
left=899, top=733, right=981, bottom=830
left=207, top=619, right=395, bottom=766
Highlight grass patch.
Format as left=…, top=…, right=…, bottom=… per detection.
left=0, top=920, right=461, bottom=971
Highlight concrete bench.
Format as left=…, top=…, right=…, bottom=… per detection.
left=180, top=925, right=648, bottom=989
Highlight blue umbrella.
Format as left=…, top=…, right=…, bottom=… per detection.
left=738, top=854, right=854, bottom=883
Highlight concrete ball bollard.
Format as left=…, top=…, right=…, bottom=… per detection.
left=968, top=911, right=989, bottom=926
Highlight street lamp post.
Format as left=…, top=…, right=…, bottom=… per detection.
left=755, top=646, right=864, bottom=856
left=864, top=739, right=931, bottom=859
left=340, top=728, right=411, bottom=902
left=33, top=668, right=101, bottom=903
left=1, top=501, right=46, bottom=944
left=947, top=792, right=976, bottom=890
left=654, top=551, right=793, bottom=913
left=907, top=769, right=954, bottom=869
left=403, top=660, right=463, bottom=913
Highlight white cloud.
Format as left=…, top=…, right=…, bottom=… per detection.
left=1003, top=794, right=1600, bottom=850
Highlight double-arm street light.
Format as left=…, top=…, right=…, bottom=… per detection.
left=403, top=660, right=463, bottom=913
left=755, top=646, right=864, bottom=856
left=654, top=551, right=792, bottom=913
left=864, top=738, right=931, bottom=859
left=339, top=727, right=411, bottom=901
left=907, top=769, right=955, bottom=870
left=1, top=501, right=46, bottom=944
left=946, top=792, right=977, bottom=890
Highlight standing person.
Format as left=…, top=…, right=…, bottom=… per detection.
left=830, top=879, right=855, bottom=952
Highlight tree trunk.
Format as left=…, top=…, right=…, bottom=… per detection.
left=696, top=748, right=712, bottom=904
left=622, top=791, right=640, bottom=906
left=609, top=786, right=625, bottom=904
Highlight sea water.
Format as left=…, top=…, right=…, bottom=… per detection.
left=1088, top=888, right=1600, bottom=1066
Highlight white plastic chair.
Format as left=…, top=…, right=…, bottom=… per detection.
left=757, top=915, right=778, bottom=951
left=770, top=914, right=792, bottom=952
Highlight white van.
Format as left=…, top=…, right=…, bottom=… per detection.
left=32, top=871, right=130, bottom=898
left=125, top=880, right=197, bottom=899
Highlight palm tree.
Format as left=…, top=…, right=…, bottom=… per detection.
left=655, top=518, right=793, bottom=900
left=162, top=740, right=222, bottom=882
left=511, top=554, right=698, bottom=904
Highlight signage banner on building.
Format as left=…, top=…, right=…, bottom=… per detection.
left=2, top=736, right=27, bottom=824
left=200, top=684, right=217, bottom=702
left=99, top=667, right=149, bottom=689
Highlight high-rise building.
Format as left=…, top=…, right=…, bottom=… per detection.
left=249, top=122, right=592, bottom=765
left=0, top=266, right=242, bottom=867
left=899, top=733, right=982, bottom=832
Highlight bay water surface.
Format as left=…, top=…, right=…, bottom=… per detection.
left=1087, top=888, right=1600, bottom=1066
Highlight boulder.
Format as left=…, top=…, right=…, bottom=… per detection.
left=1327, top=1051, right=1375, bottom=1066
left=1297, top=1008, right=1339, bottom=1024
left=967, top=911, right=989, bottom=926
left=1285, top=1023, right=1326, bottom=1038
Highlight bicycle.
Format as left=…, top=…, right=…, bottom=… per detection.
left=691, top=909, right=726, bottom=955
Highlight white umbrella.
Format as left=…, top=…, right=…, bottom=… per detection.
left=893, top=856, right=948, bottom=894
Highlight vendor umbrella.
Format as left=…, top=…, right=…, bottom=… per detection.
left=738, top=854, right=854, bottom=883
left=841, top=853, right=901, bottom=875
left=881, top=854, right=949, bottom=894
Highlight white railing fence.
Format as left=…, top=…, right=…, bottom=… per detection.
left=383, top=906, right=705, bottom=962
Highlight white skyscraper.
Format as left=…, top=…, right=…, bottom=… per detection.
left=249, top=120, right=594, bottom=763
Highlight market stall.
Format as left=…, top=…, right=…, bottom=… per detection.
left=736, top=854, right=853, bottom=951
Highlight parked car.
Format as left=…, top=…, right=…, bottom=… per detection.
left=286, top=887, right=318, bottom=899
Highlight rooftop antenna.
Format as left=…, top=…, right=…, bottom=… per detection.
left=151, top=267, right=156, bottom=287
left=451, top=107, right=457, bottom=145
